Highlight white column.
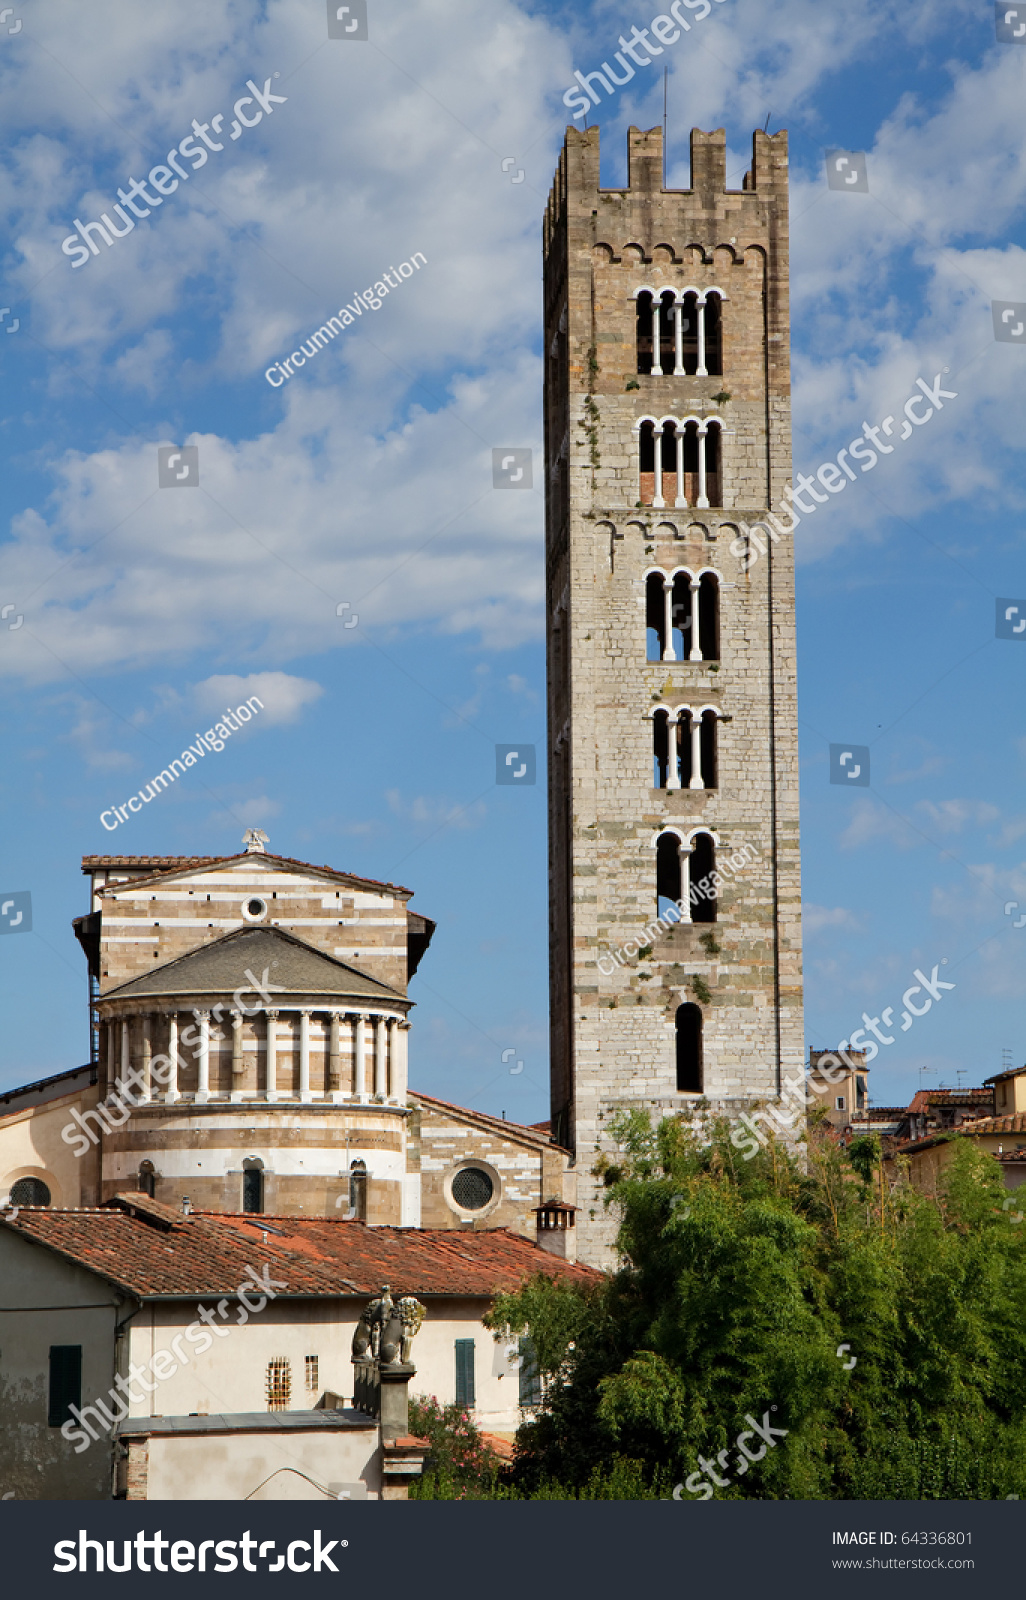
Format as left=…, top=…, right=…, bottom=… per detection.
left=652, top=425, right=665, bottom=508
left=662, top=579, right=676, bottom=662
left=651, top=297, right=662, bottom=375
left=121, top=1019, right=130, bottom=1087
left=673, top=301, right=685, bottom=375
left=106, top=1021, right=117, bottom=1097
left=680, top=847, right=693, bottom=922
left=265, top=1008, right=278, bottom=1100
left=666, top=716, right=682, bottom=791
left=231, top=1010, right=244, bottom=1085
left=697, top=425, right=709, bottom=509
left=354, top=1014, right=367, bottom=1098
left=375, top=1016, right=387, bottom=1097
left=299, top=1009, right=311, bottom=1101
left=689, top=715, right=705, bottom=790
left=696, top=298, right=708, bottom=376
left=329, top=1012, right=342, bottom=1094
left=139, top=1017, right=152, bottom=1104
left=195, top=1010, right=210, bottom=1102
left=674, top=428, right=688, bottom=508
left=391, top=1020, right=409, bottom=1102
left=689, top=579, right=703, bottom=662
left=166, top=1013, right=180, bottom=1103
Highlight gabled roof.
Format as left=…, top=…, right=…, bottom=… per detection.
left=901, top=1110, right=1026, bottom=1154
left=409, top=1090, right=561, bottom=1150
left=99, top=924, right=407, bottom=1006
left=83, top=852, right=413, bottom=899
left=0, top=1195, right=601, bottom=1298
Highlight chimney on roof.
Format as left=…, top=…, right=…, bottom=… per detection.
left=181, top=1195, right=192, bottom=1215
left=243, top=829, right=269, bottom=853
left=534, top=1199, right=577, bottom=1264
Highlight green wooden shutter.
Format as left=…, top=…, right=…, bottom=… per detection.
left=454, top=1339, right=476, bottom=1407
left=48, top=1345, right=82, bottom=1427
left=518, top=1337, right=542, bottom=1408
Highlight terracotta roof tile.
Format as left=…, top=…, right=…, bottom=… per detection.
left=0, top=1197, right=601, bottom=1300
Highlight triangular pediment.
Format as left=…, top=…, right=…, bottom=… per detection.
left=101, top=924, right=406, bottom=1006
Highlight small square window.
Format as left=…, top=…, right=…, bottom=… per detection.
left=835, top=1096, right=846, bottom=1111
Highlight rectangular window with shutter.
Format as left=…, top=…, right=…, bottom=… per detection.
left=454, top=1339, right=476, bottom=1408
left=518, top=1337, right=542, bottom=1409
left=48, top=1345, right=82, bottom=1426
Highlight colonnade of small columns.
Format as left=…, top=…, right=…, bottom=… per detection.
left=635, top=417, right=723, bottom=510
left=652, top=707, right=720, bottom=791
left=99, top=1007, right=409, bottom=1105
left=635, top=287, right=725, bottom=378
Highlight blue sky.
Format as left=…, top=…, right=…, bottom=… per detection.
left=1, top=0, right=1025, bottom=1120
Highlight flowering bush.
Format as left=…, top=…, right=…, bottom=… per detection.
left=408, top=1395, right=502, bottom=1499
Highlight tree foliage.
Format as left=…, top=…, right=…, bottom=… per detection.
left=485, top=1116, right=1026, bottom=1500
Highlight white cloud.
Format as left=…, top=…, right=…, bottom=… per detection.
left=916, top=799, right=1001, bottom=836
left=194, top=671, right=323, bottom=725
left=802, top=903, right=860, bottom=935
left=385, top=787, right=487, bottom=831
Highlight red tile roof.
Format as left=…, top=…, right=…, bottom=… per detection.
left=0, top=1194, right=601, bottom=1299
left=409, top=1091, right=556, bottom=1148
left=945, top=1112, right=1026, bottom=1138
left=82, top=854, right=413, bottom=898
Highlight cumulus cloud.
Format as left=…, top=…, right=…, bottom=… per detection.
left=802, top=903, right=861, bottom=936
left=194, top=671, right=324, bottom=724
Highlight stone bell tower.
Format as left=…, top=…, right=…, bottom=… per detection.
left=544, top=124, right=804, bottom=1268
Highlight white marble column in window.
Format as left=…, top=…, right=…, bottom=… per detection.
left=106, top=1020, right=117, bottom=1098
left=697, top=424, right=710, bottom=509
left=674, top=427, right=688, bottom=508
left=696, top=298, right=708, bottom=377
left=265, top=1008, right=279, bottom=1100
left=680, top=845, right=693, bottom=924
left=651, top=297, right=662, bottom=376
left=166, top=1013, right=180, bottom=1103
left=121, top=1019, right=130, bottom=1089
left=662, top=579, right=676, bottom=662
left=673, top=301, right=685, bottom=376
left=299, top=1009, right=312, bottom=1102
left=666, top=715, right=682, bottom=791
left=375, top=1016, right=387, bottom=1097
left=689, top=579, right=703, bottom=662
left=652, top=425, right=665, bottom=508
left=195, top=1010, right=210, bottom=1102
left=689, top=716, right=705, bottom=791
left=139, top=1016, right=152, bottom=1104
left=354, top=1014, right=367, bottom=1099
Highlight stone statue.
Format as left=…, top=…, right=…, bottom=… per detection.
left=397, top=1296, right=426, bottom=1363
left=351, top=1286, right=424, bottom=1366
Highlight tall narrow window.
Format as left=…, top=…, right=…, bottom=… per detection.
left=48, top=1345, right=82, bottom=1427
left=698, top=572, right=720, bottom=660
left=675, top=1003, right=703, bottom=1093
left=656, top=832, right=682, bottom=917
left=636, top=290, right=674, bottom=374
left=689, top=832, right=717, bottom=923
left=305, top=1355, right=319, bottom=1392
left=138, top=1162, right=155, bottom=1199
left=703, top=292, right=723, bottom=376
left=349, top=1159, right=367, bottom=1221
left=646, top=571, right=667, bottom=660
left=638, top=421, right=677, bottom=507
left=699, top=711, right=718, bottom=790
left=702, top=424, right=722, bottom=508
left=679, top=292, right=699, bottom=374
left=455, top=1339, right=476, bottom=1408
left=266, top=1357, right=292, bottom=1411
left=653, top=711, right=671, bottom=789
left=242, top=1159, right=264, bottom=1214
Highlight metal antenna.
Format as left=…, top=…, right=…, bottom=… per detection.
left=763, top=112, right=771, bottom=133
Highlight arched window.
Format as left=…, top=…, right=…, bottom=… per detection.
left=646, top=571, right=667, bottom=660
left=646, top=571, right=693, bottom=661
left=636, top=289, right=675, bottom=375
left=242, top=1158, right=264, bottom=1215
left=703, top=292, right=724, bottom=376
left=697, top=572, right=720, bottom=659
left=653, top=710, right=674, bottom=789
left=689, top=832, right=717, bottom=923
left=349, top=1159, right=367, bottom=1222
left=638, top=420, right=678, bottom=507
left=654, top=713, right=718, bottom=792
left=676, top=1003, right=703, bottom=1092
left=138, top=1162, right=156, bottom=1199
left=656, top=832, right=683, bottom=916
left=10, top=1177, right=50, bottom=1208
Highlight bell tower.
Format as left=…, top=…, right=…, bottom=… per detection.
left=544, top=124, right=803, bottom=1267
